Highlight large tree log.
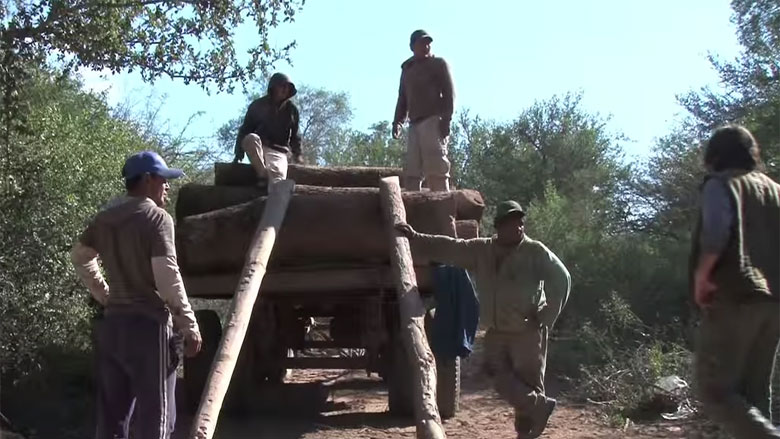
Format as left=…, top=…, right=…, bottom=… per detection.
left=175, top=184, right=484, bottom=223
left=214, top=162, right=402, bottom=187
left=455, top=220, right=479, bottom=239
left=190, top=180, right=295, bottom=439
left=380, top=176, right=445, bottom=439
left=177, top=189, right=457, bottom=274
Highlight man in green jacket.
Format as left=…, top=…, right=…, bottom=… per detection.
left=397, top=201, right=571, bottom=439
left=691, top=125, right=780, bottom=438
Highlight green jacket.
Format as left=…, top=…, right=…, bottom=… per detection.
left=414, top=234, right=571, bottom=332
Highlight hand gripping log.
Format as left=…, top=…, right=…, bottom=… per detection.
left=379, top=176, right=446, bottom=439
left=189, top=179, right=295, bottom=439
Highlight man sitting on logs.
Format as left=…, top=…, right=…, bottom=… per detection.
left=233, top=72, right=303, bottom=184
left=396, top=200, right=571, bottom=439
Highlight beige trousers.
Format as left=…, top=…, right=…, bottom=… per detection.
left=404, top=116, right=450, bottom=192
left=241, top=133, right=288, bottom=183
left=484, top=326, right=549, bottom=435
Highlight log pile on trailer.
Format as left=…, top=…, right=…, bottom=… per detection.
left=175, top=162, right=485, bottom=436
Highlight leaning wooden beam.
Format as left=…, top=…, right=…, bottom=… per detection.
left=379, top=176, right=446, bottom=439
left=189, top=179, right=295, bottom=439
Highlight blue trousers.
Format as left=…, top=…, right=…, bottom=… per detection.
left=94, top=313, right=181, bottom=439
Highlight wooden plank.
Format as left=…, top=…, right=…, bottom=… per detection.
left=189, top=180, right=295, bottom=439
left=379, top=176, right=446, bottom=439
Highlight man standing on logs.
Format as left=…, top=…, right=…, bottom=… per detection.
left=691, top=125, right=780, bottom=439
left=396, top=201, right=571, bottom=439
left=392, top=29, right=455, bottom=192
left=71, top=151, right=202, bottom=439
left=234, top=72, right=303, bottom=183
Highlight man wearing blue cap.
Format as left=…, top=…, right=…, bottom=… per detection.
left=392, top=29, right=455, bottom=192
left=396, top=200, right=571, bottom=439
left=71, top=151, right=202, bottom=439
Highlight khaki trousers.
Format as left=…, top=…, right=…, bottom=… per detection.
left=404, top=116, right=450, bottom=192
left=241, top=133, right=288, bottom=183
left=484, top=326, right=548, bottom=435
left=695, top=300, right=780, bottom=438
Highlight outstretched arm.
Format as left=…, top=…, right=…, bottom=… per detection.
left=396, top=223, right=481, bottom=270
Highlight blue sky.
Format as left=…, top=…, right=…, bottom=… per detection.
left=80, top=0, right=742, bottom=161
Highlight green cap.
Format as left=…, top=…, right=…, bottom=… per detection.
left=494, top=200, right=525, bottom=225
left=409, top=30, right=433, bottom=48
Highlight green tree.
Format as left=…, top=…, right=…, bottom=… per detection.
left=0, top=0, right=304, bottom=93
left=322, top=121, right=405, bottom=167
left=678, top=0, right=780, bottom=177
left=454, top=93, right=632, bottom=230
left=0, top=66, right=163, bottom=380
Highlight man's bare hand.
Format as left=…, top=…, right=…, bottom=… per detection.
left=392, top=123, right=403, bottom=140
left=395, top=222, right=419, bottom=239
left=293, top=154, right=305, bottom=165
left=184, top=330, right=202, bottom=358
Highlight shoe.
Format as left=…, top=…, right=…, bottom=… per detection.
left=528, top=397, right=556, bottom=438
left=515, top=413, right=533, bottom=438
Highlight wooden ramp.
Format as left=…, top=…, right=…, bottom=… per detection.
left=189, top=180, right=295, bottom=439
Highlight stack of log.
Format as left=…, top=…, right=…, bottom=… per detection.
left=175, top=163, right=485, bottom=287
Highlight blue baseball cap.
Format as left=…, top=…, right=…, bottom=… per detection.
left=121, top=151, right=185, bottom=180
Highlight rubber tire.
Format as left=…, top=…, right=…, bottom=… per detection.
left=387, top=343, right=414, bottom=417
left=436, top=355, right=460, bottom=419
left=183, top=310, right=222, bottom=412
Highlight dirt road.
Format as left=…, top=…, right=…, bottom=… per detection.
left=175, top=351, right=704, bottom=439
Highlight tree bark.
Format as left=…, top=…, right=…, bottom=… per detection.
left=214, top=162, right=402, bottom=187
left=189, top=180, right=295, bottom=439
left=175, top=184, right=484, bottom=223
left=176, top=189, right=458, bottom=274
left=379, top=176, right=446, bottom=439
left=455, top=220, right=479, bottom=239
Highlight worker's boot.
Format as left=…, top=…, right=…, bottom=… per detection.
left=515, top=412, right=533, bottom=439
left=529, top=397, right=556, bottom=438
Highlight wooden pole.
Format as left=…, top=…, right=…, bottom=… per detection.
left=189, top=179, right=295, bottom=439
left=379, top=176, right=446, bottom=439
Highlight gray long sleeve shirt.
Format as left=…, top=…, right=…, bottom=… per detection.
left=699, top=178, right=734, bottom=254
